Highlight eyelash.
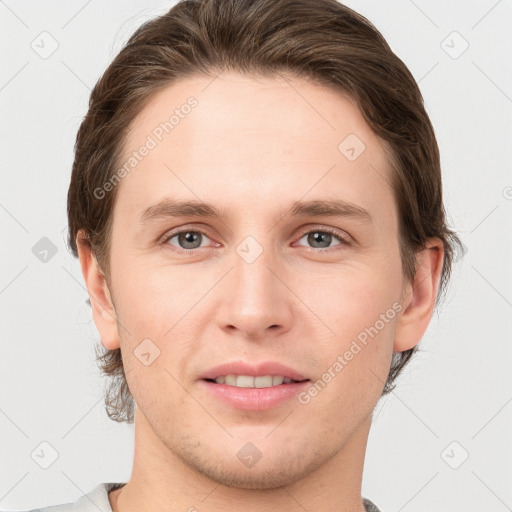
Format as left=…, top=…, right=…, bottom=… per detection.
left=160, top=226, right=352, bottom=255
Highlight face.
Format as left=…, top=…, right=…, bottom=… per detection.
left=90, top=72, right=413, bottom=488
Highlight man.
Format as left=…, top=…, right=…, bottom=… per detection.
left=23, top=0, right=461, bottom=510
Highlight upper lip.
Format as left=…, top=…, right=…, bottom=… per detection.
left=200, top=361, right=309, bottom=381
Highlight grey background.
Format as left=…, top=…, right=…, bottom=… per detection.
left=1, top=0, right=511, bottom=510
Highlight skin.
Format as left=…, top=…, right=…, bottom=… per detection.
left=77, top=71, right=444, bottom=512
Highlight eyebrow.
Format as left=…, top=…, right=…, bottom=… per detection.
left=139, top=198, right=372, bottom=224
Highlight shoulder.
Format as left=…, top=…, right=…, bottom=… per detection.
left=6, top=482, right=126, bottom=512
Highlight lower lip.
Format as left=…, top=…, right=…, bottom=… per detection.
left=199, top=379, right=310, bottom=411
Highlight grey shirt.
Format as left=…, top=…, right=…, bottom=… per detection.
left=17, top=482, right=382, bottom=512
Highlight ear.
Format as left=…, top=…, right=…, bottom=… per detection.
left=76, top=229, right=121, bottom=350
left=394, top=238, right=445, bottom=352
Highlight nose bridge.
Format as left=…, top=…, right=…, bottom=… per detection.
left=230, top=211, right=278, bottom=286
left=233, top=233, right=280, bottom=306
left=216, top=231, right=293, bottom=337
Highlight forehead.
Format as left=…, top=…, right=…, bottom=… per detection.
left=115, top=71, right=396, bottom=226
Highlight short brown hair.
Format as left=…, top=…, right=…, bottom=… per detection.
left=68, top=0, right=463, bottom=423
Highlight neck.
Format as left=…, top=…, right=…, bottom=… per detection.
left=110, top=410, right=372, bottom=512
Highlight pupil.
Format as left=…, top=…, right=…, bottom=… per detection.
left=309, top=231, right=331, bottom=248
left=179, top=231, right=201, bottom=249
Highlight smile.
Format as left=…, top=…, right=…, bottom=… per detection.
left=207, top=374, right=305, bottom=388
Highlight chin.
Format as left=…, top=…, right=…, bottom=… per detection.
left=185, top=449, right=321, bottom=490
left=198, top=465, right=305, bottom=490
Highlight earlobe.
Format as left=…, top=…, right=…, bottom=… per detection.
left=394, top=239, right=445, bottom=352
left=76, top=230, right=121, bottom=351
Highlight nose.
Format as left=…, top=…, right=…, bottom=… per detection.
left=215, top=240, right=294, bottom=340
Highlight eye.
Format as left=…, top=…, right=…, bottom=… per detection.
left=163, top=229, right=213, bottom=251
left=295, top=227, right=351, bottom=250
left=160, top=226, right=351, bottom=254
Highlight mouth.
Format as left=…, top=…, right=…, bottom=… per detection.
left=199, top=361, right=311, bottom=409
left=200, top=375, right=311, bottom=411
left=203, top=375, right=310, bottom=388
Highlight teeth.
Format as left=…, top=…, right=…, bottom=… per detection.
left=213, top=375, right=296, bottom=388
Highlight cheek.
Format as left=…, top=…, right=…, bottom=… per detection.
left=111, top=255, right=198, bottom=327
left=295, top=264, right=401, bottom=337
left=293, top=266, right=398, bottom=398
left=111, top=261, right=205, bottom=372
left=298, top=311, right=396, bottom=433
